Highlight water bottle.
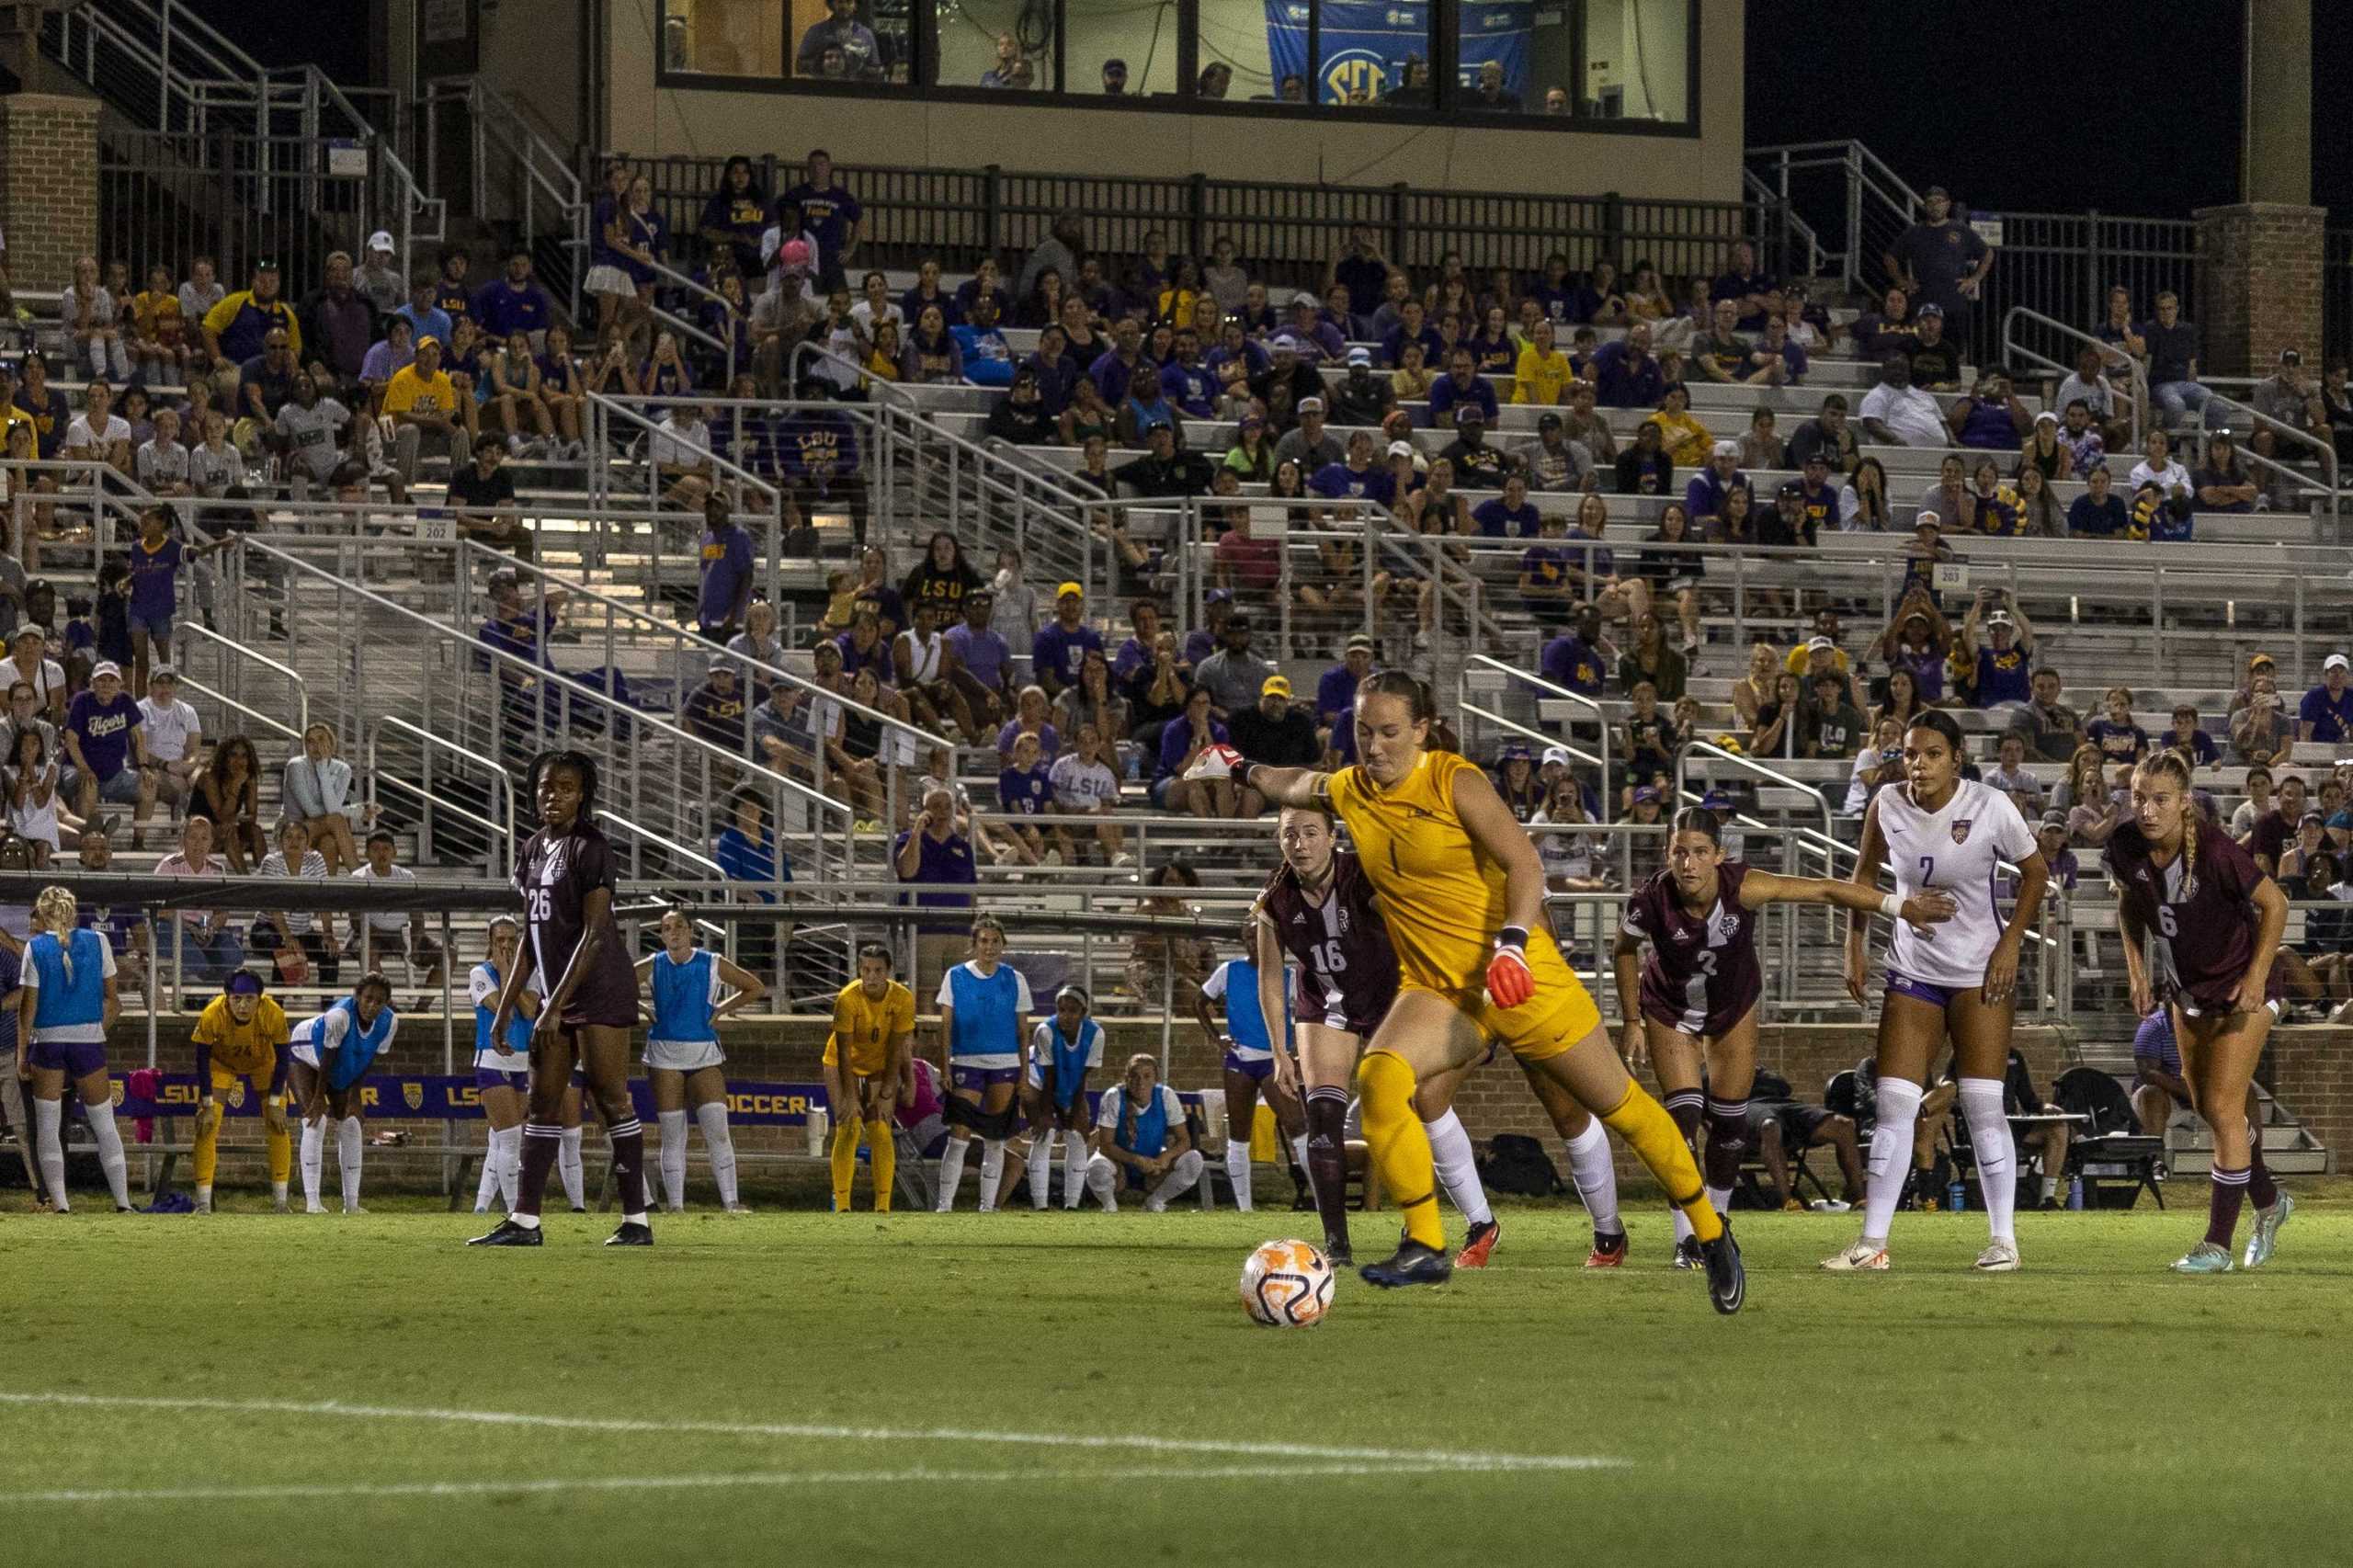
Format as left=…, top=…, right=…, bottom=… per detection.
left=1947, top=1178, right=1966, bottom=1212
left=2067, top=1176, right=2085, bottom=1211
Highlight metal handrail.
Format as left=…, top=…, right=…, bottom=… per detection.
left=368, top=713, right=515, bottom=877
left=176, top=620, right=310, bottom=736
left=1677, top=739, right=1835, bottom=843
left=1462, top=653, right=1611, bottom=786
left=2201, top=386, right=2340, bottom=504
left=582, top=388, right=780, bottom=509
left=789, top=339, right=917, bottom=408
left=597, top=807, right=726, bottom=878
left=2001, top=304, right=2152, bottom=452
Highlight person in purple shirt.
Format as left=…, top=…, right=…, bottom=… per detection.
left=126, top=506, right=226, bottom=687
left=1682, top=442, right=1751, bottom=532
left=1203, top=325, right=1267, bottom=390
left=1152, top=684, right=1231, bottom=814
left=1472, top=472, right=1540, bottom=538
left=1283, top=291, right=1344, bottom=362
left=695, top=495, right=755, bottom=641
left=1316, top=633, right=1374, bottom=729
left=1309, top=432, right=1397, bottom=506
left=472, top=248, right=554, bottom=341
left=945, top=592, right=1012, bottom=727
left=1159, top=330, right=1218, bottom=418
left=65, top=659, right=147, bottom=817
left=1087, top=320, right=1148, bottom=408
left=1029, top=583, right=1105, bottom=698
left=1592, top=324, right=1664, bottom=409
left=1379, top=302, right=1442, bottom=370
left=1540, top=605, right=1612, bottom=697
left=2299, top=654, right=2353, bottom=744
left=893, top=785, right=977, bottom=925
left=1427, top=349, right=1499, bottom=428
left=1709, top=241, right=1775, bottom=330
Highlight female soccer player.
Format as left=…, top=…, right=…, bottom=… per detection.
left=934, top=914, right=1033, bottom=1212
left=288, top=972, right=398, bottom=1215
left=1199, top=672, right=1742, bottom=1308
left=468, top=918, right=539, bottom=1213
left=190, top=970, right=291, bottom=1213
left=2108, top=750, right=2294, bottom=1271
left=1196, top=944, right=1303, bottom=1214
left=1020, top=983, right=1103, bottom=1210
left=1256, top=800, right=1625, bottom=1269
left=1827, top=710, right=2051, bottom=1274
left=472, top=750, right=654, bottom=1247
left=637, top=908, right=765, bottom=1214
left=825, top=942, right=915, bottom=1212
left=1616, top=807, right=1955, bottom=1267
left=17, top=885, right=128, bottom=1213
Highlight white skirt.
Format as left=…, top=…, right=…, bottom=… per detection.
left=644, top=1037, right=724, bottom=1072
left=584, top=264, right=636, bottom=299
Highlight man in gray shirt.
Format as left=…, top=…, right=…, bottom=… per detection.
left=1272, top=397, right=1344, bottom=473
left=1189, top=613, right=1277, bottom=718
left=1017, top=210, right=1084, bottom=303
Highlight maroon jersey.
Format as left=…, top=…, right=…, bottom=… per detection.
left=516, top=824, right=640, bottom=1028
left=2105, top=821, right=2280, bottom=1014
left=1257, top=848, right=1399, bottom=1035
left=1622, top=860, right=1764, bottom=1038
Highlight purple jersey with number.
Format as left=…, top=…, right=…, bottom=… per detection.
left=515, top=824, right=640, bottom=1028
left=1256, top=848, right=1397, bottom=1035
left=2104, top=820, right=2280, bottom=1013
left=1623, top=860, right=1764, bottom=1038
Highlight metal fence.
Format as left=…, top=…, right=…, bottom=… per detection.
left=1977, top=211, right=2200, bottom=365
left=614, top=153, right=1789, bottom=296
left=97, top=129, right=375, bottom=301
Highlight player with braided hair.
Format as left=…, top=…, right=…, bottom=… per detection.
left=18, top=884, right=129, bottom=1212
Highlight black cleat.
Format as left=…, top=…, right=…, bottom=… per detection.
left=467, top=1218, right=543, bottom=1246
left=1700, top=1229, right=1745, bottom=1315
left=1324, top=1233, right=1354, bottom=1267
left=1359, top=1235, right=1451, bottom=1289
left=1671, top=1233, right=1702, bottom=1270
left=604, top=1221, right=654, bottom=1246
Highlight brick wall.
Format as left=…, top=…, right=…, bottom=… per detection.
left=0, top=93, right=98, bottom=295
left=2194, top=202, right=2326, bottom=377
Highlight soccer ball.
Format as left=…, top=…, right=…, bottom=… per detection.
left=1239, top=1239, right=1335, bottom=1327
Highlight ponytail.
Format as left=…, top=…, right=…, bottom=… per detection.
left=34, top=885, right=76, bottom=983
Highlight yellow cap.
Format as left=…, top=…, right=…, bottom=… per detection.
left=1056, top=582, right=1084, bottom=598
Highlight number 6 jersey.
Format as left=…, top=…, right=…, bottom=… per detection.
left=1256, top=847, right=1399, bottom=1036
left=2103, top=819, right=2279, bottom=1014
left=1874, top=778, right=2039, bottom=989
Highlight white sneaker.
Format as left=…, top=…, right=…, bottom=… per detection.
left=1820, top=1238, right=1890, bottom=1272
left=1972, top=1239, right=2021, bottom=1273
left=304, top=1202, right=327, bottom=1215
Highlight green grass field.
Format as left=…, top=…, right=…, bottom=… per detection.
left=5, top=1194, right=2352, bottom=1566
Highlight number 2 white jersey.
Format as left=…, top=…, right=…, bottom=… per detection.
left=1875, top=778, right=2039, bottom=988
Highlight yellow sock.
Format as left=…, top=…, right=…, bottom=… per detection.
left=1357, top=1051, right=1443, bottom=1251
left=865, top=1120, right=894, bottom=1212
left=1599, top=1081, right=1722, bottom=1244
left=193, top=1123, right=219, bottom=1188
left=266, top=1119, right=291, bottom=1186
left=829, top=1120, right=861, bottom=1211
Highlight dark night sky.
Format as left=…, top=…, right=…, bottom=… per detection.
left=1745, top=0, right=2346, bottom=221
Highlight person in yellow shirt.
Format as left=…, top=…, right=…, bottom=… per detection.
left=131, top=262, right=190, bottom=384
left=824, top=942, right=915, bottom=1211
left=383, top=335, right=462, bottom=487
left=190, top=970, right=292, bottom=1212
left=1188, top=670, right=1743, bottom=1312
left=1650, top=382, right=1713, bottom=469
left=1510, top=320, right=1574, bottom=406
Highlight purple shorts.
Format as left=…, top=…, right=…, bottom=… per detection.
left=475, top=1066, right=529, bottom=1093
left=1885, top=971, right=1960, bottom=1009
left=1223, top=1051, right=1275, bottom=1080
left=27, top=1037, right=106, bottom=1077
left=950, top=1063, right=1020, bottom=1093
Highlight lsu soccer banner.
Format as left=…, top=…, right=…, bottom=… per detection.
left=1264, top=0, right=1529, bottom=106
left=114, top=1074, right=831, bottom=1126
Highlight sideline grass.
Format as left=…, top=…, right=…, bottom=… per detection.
left=4, top=1197, right=2351, bottom=1566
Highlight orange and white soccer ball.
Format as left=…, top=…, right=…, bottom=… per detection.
left=1239, top=1239, right=1335, bottom=1327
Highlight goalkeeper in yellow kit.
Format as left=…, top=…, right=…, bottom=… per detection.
left=191, top=971, right=293, bottom=1212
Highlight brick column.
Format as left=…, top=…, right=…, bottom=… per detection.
left=2193, top=202, right=2325, bottom=377
left=0, top=92, right=98, bottom=295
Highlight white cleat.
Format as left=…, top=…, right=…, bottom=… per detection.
left=303, top=1202, right=327, bottom=1215
left=1972, top=1240, right=2021, bottom=1273
left=1820, top=1239, right=1891, bottom=1272
left=724, top=1203, right=755, bottom=1215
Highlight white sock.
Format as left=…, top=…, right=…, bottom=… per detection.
left=1705, top=1183, right=1733, bottom=1219
left=472, top=1137, right=504, bottom=1212
left=300, top=1118, right=324, bottom=1209
left=336, top=1117, right=364, bottom=1210
left=658, top=1108, right=690, bottom=1210
left=1027, top=1132, right=1054, bottom=1210
left=1224, top=1136, right=1253, bottom=1212
left=1062, top=1131, right=1089, bottom=1209
left=84, top=1099, right=130, bottom=1210
left=978, top=1139, right=1006, bottom=1212
left=1958, top=1076, right=2017, bottom=1244
left=494, top=1125, right=523, bottom=1209
left=1860, top=1077, right=1925, bottom=1246
left=936, top=1136, right=970, bottom=1210
left=1422, top=1108, right=1491, bottom=1226
left=558, top=1127, right=585, bottom=1209
left=2039, top=1165, right=2059, bottom=1203
left=1148, top=1148, right=1203, bottom=1210
left=34, top=1098, right=67, bottom=1210
left=1085, top=1151, right=1118, bottom=1211
left=695, top=1101, right=739, bottom=1209
left=1563, top=1118, right=1622, bottom=1235
left=1289, top=1131, right=1309, bottom=1176
left=271, top=1178, right=289, bottom=1206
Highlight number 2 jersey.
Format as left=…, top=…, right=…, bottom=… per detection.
left=1875, top=778, right=2038, bottom=989
left=1255, top=847, right=1398, bottom=1036
left=2104, top=820, right=2280, bottom=1014
left=1621, top=860, right=1762, bottom=1038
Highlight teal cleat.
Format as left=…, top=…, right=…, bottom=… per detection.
left=2170, top=1241, right=2233, bottom=1274
left=2243, top=1191, right=2294, bottom=1269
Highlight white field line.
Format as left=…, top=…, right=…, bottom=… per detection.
left=0, top=1390, right=1627, bottom=1474
left=1, top=1460, right=1470, bottom=1507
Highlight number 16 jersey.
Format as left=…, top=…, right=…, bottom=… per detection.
left=1874, top=778, right=2038, bottom=989
left=1256, top=848, right=1398, bottom=1036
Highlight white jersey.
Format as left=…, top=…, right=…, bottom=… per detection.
left=1875, top=778, right=2038, bottom=988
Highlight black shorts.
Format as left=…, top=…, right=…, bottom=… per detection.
left=1775, top=1104, right=1834, bottom=1149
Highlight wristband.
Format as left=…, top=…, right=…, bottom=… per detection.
left=1495, top=926, right=1529, bottom=952
left=1880, top=892, right=1904, bottom=918
left=265, top=1094, right=285, bottom=1107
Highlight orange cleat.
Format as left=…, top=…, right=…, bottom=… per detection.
left=1585, top=1230, right=1629, bottom=1268
left=1455, top=1217, right=1501, bottom=1268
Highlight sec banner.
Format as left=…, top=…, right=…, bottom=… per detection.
left=1264, top=0, right=1529, bottom=105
